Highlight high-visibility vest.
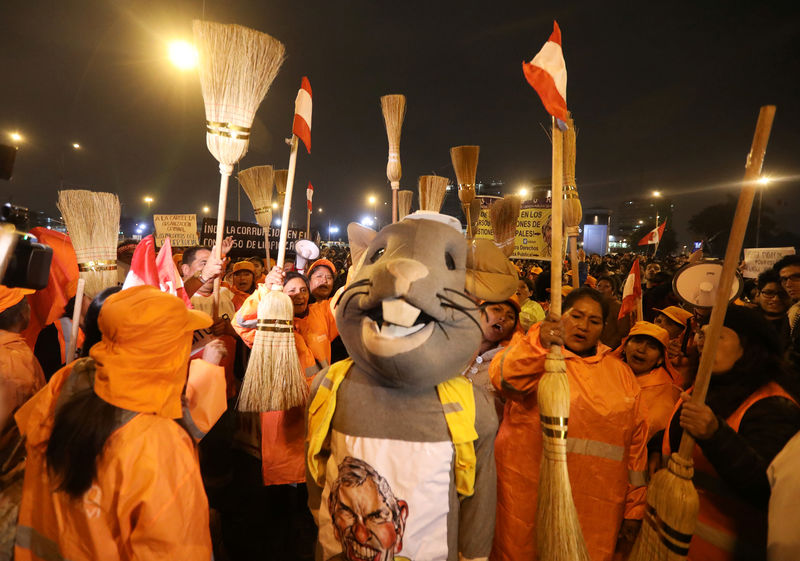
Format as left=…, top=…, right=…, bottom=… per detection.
left=306, top=358, right=478, bottom=496
left=663, top=382, right=798, bottom=561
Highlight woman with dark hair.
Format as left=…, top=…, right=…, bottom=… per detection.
left=661, top=305, right=800, bottom=561
left=489, top=287, right=648, bottom=561
left=79, top=285, right=122, bottom=356
left=15, top=286, right=214, bottom=560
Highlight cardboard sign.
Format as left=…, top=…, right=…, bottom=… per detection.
left=200, top=218, right=312, bottom=258
left=474, top=199, right=553, bottom=260
left=742, top=247, right=796, bottom=278
left=153, top=214, right=199, bottom=248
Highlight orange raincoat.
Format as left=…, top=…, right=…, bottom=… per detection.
left=489, top=323, right=649, bottom=561
left=235, top=291, right=338, bottom=485
left=14, top=286, right=213, bottom=561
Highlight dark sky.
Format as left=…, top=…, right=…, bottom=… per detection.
left=2, top=0, right=799, bottom=244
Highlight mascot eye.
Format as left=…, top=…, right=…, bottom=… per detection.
left=445, top=252, right=456, bottom=270
left=370, top=247, right=385, bottom=263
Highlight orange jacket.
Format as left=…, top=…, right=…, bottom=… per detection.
left=14, top=364, right=212, bottom=561
left=633, top=366, right=680, bottom=440
left=663, top=382, right=797, bottom=561
left=489, top=323, right=649, bottom=561
left=0, top=330, right=45, bottom=430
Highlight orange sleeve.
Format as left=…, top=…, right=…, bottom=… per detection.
left=489, top=323, right=548, bottom=400
left=233, top=290, right=261, bottom=348
left=185, top=359, right=227, bottom=435
left=624, top=383, right=649, bottom=520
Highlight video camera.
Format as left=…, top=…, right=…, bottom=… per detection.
left=0, top=203, right=53, bottom=290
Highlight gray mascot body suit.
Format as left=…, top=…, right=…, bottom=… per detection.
left=307, top=212, right=513, bottom=561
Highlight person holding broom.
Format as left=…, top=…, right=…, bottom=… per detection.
left=489, top=287, right=649, bottom=561
left=659, top=305, right=800, bottom=561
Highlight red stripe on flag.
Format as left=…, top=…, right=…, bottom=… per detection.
left=618, top=259, right=642, bottom=319
left=293, top=115, right=311, bottom=154
left=522, top=62, right=568, bottom=123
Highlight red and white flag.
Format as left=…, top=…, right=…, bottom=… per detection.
left=306, top=183, right=314, bottom=211
left=293, top=76, right=312, bottom=153
left=523, top=21, right=568, bottom=124
left=638, top=220, right=667, bottom=246
left=618, top=259, right=643, bottom=319
left=123, top=235, right=192, bottom=307
left=156, top=237, right=192, bottom=307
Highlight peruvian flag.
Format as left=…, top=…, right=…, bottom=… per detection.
left=638, top=220, right=667, bottom=246
left=306, top=183, right=314, bottom=211
left=523, top=21, right=568, bottom=124
left=619, top=259, right=643, bottom=319
left=123, top=235, right=191, bottom=307
left=293, top=76, right=312, bottom=153
left=156, top=237, right=192, bottom=307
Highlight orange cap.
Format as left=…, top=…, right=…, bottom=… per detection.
left=91, top=286, right=212, bottom=418
left=616, top=321, right=681, bottom=381
left=0, top=285, right=35, bottom=313
left=585, top=275, right=597, bottom=288
left=232, top=261, right=256, bottom=274
left=654, top=306, right=692, bottom=327
left=307, top=258, right=337, bottom=278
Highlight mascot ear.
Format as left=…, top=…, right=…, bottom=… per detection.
left=347, top=222, right=378, bottom=277
left=465, top=238, right=519, bottom=302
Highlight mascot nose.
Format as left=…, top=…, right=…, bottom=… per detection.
left=386, top=258, right=428, bottom=296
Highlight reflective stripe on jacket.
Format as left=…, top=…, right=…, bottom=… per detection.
left=663, top=382, right=798, bottom=561
left=307, top=358, right=479, bottom=497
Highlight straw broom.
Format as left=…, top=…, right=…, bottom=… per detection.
left=238, top=83, right=311, bottom=412
left=629, top=105, right=776, bottom=561
left=490, top=195, right=522, bottom=257
left=418, top=175, right=448, bottom=212
left=450, top=145, right=479, bottom=238
left=562, top=114, right=582, bottom=289
left=537, top=118, right=590, bottom=561
left=57, top=189, right=120, bottom=299
left=380, top=95, right=407, bottom=223
left=193, top=20, right=285, bottom=317
left=398, top=189, right=413, bottom=220
left=239, top=165, right=274, bottom=260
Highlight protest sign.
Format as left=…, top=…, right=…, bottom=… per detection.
left=200, top=218, right=312, bottom=258
left=474, top=197, right=553, bottom=260
left=153, top=214, right=198, bottom=247
left=742, top=247, right=795, bottom=278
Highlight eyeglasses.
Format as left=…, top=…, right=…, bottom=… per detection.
left=780, top=273, right=800, bottom=284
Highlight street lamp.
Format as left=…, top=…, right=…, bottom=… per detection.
left=72, top=142, right=81, bottom=149
left=202, top=206, right=210, bottom=214
left=168, top=40, right=198, bottom=70
left=518, top=186, right=529, bottom=198
left=143, top=196, right=154, bottom=210
left=8, top=132, right=22, bottom=144
left=367, top=195, right=378, bottom=228
left=652, top=190, right=661, bottom=198
left=271, top=202, right=279, bottom=209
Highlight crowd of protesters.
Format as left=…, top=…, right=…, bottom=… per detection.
left=2, top=232, right=800, bottom=561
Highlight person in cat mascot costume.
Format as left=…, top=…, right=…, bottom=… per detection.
left=306, top=211, right=517, bottom=561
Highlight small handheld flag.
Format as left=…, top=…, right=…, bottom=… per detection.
left=306, top=183, right=314, bottom=211
left=293, top=76, right=312, bottom=153
left=638, top=219, right=667, bottom=246
left=619, top=259, right=643, bottom=319
left=523, top=21, right=568, bottom=124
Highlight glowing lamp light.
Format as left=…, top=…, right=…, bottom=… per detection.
left=652, top=190, right=662, bottom=198
left=168, top=40, right=198, bottom=70
left=274, top=218, right=282, bottom=226
left=360, top=216, right=374, bottom=227
left=329, top=225, right=340, bottom=235
left=758, top=177, right=770, bottom=186
left=271, top=202, right=279, bottom=209
left=9, top=132, right=22, bottom=143
left=367, top=195, right=377, bottom=205
left=72, top=142, right=81, bottom=149
left=202, top=206, right=210, bottom=214
left=518, top=187, right=529, bottom=198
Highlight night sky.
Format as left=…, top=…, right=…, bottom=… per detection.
left=2, top=0, right=799, bottom=244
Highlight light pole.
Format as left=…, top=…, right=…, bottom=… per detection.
left=368, top=195, right=377, bottom=228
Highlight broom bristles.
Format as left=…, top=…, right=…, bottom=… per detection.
left=381, top=95, right=406, bottom=185
left=628, top=454, right=699, bottom=561
left=562, top=117, right=583, bottom=230
left=237, top=287, right=308, bottom=412
left=418, top=175, right=449, bottom=213
left=490, top=195, right=522, bottom=257
left=193, top=20, right=285, bottom=168
left=536, top=348, right=590, bottom=561
left=274, top=169, right=289, bottom=197
left=239, top=165, right=274, bottom=228
left=450, top=145, right=479, bottom=205
left=57, top=189, right=120, bottom=299
left=398, top=190, right=414, bottom=220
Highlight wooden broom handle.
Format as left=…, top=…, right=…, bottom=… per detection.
left=550, top=118, right=564, bottom=319
left=392, top=183, right=399, bottom=224
left=570, top=237, right=580, bottom=289
left=677, top=105, right=776, bottom=458
left=276, top=136, right=299, bottom=286
left=213, top=164, right=233, bottom=318
left=65, top=278, right=85, bottom=363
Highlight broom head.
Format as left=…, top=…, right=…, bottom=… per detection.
left=237, top=285, right=308, bottom=412
left=398, top=190, right=414, bottom=220
left=57, top=189, right=120, bottom=299
left=239, top=165, right=274, bottom=228
left=418, top=175, right=449, bottom=213
left=490, top=195, right=522, bottom=257
left=274, top=169, right=289, bottom=197
left=381, top=94, right=407, bottom=186
left=193, top=20, right=285, bottom=169
left=536, top=346, right=591, bottom=561
left=562, top=115, right=583, bottom=230
left=450, top=145, right=479, bottom=205
left=629, top=453, right=699, bottom=561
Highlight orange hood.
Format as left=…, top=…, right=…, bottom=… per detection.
left=91, top=286, right=212, bottom=418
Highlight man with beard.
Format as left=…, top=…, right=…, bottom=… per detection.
left=328, top=456, right=410, bottom=561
